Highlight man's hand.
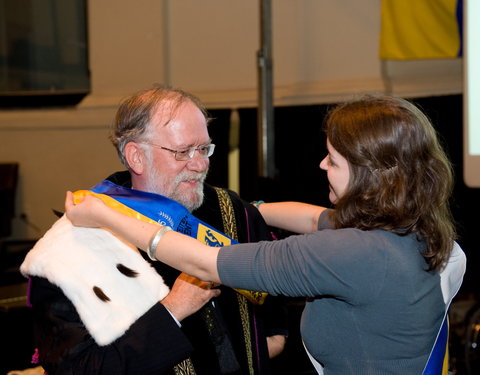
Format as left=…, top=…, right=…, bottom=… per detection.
left=267, top=334, right=287, bottom=358
left=161, top=272, right=221, bottom=322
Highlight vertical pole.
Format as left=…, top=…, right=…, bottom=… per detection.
left=162, top=0, right=171, bottom=86
left=257, top=0, right=275, bottom=178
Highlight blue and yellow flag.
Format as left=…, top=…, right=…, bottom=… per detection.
left=380, top=0, right=463, bottom=60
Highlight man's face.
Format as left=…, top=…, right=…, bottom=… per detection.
left=142, top=100, right=211, bottom=211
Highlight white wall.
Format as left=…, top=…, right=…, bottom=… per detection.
left=0, top=0, right=463, bottom=238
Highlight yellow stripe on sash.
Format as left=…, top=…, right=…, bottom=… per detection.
left=73, top=190, right=158, bottom=225
left=442, top=319, right=449, bottom=375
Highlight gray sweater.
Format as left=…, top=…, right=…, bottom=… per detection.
left=218, top=211, right=444, bottom=374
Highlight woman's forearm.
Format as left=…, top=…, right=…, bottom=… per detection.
left=101, top=209, right=221, bottom=283
left=65, top=192, right=221, bottom=283
left=153, top=230, right=221, bottom=283
left=258, top=202, right=326, bottom=233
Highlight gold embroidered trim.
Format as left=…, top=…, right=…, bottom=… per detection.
left=214, top=187, right=238, bottom=241
left=214, top=187, right=255, bottom=375
left=237, top=292, right=254, bottom=375
left=173, top=358, right=196, bottom=375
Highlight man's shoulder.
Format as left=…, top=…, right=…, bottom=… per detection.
left=204, top=184, right=246, bottom=206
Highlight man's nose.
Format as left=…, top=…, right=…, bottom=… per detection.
left=186, top=152, right=209, bottom=172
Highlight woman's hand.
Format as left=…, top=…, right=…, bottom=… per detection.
left=65, top=191, right=107, bottom=228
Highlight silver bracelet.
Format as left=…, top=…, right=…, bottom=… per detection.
left=147, top=226, right=173, bottom=261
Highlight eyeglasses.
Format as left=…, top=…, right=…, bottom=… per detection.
left=143, top=142, right=215, bottom=161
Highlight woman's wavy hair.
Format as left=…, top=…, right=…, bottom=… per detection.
left=325, top=95, right=456, bottom=271
left=110, top=84, right=210, bottom=168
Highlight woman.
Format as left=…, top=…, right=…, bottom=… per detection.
left=65, top=96, right=464, bottom=374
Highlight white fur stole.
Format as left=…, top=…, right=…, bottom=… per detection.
left=20, top=215, right=169, bottom=346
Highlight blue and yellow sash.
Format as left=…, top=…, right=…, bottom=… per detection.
left=422, top=314, right=449, bottom=375
left=73, top=179, right=267, bottom=305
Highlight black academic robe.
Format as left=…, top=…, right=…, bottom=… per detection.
left=107, top=171, right=287, bottom=375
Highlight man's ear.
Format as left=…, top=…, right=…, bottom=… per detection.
left=124, top=142, right=146, bottom=174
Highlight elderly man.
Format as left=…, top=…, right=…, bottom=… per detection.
left=21, top=85, right=286, bottom=374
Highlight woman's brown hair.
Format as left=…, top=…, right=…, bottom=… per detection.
left=325, top=95, right=456, bottom=271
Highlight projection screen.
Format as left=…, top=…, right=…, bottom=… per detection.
left=464, top=0, right=480, bottom=187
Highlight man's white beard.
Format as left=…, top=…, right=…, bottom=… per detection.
left=144, top=160, right=207, bottom=212
left=169, top=171, right=206, bottom=212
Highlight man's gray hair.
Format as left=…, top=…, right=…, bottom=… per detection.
left=110, top=84, right=210, bottom=168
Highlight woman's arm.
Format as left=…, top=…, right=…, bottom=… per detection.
left=65, top=191, right=221, bottom=283
left=256, top=202, right=326, bottom=233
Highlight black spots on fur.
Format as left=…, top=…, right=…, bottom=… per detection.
left=92, top=264, right=139, bottom=302
left=116, top=263, right=139, bottom=277
left=93, top=286, right=110, bottom=302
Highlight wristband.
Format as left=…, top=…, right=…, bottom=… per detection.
left=148, top=226, right=173, bottom=261
left=251, top=200, right=265, bottom=210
